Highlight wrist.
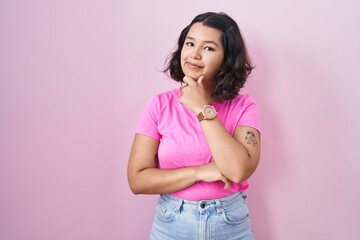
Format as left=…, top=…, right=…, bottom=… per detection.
left=193, top=101, right=208, bottom=115
left=197, top=105, right=217, bottom=122
left=192, top=165, right=203, bottom=182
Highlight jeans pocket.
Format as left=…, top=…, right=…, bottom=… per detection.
left=155, top=200, right=176, bottom=223
left=221, top=197, right=250, bottom=225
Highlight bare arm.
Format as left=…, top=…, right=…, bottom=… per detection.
left=200, top=121, right=261, bottom=183
left=127, top=134, right=230, bottom=195
left=180, top=75, right=261, bottom=183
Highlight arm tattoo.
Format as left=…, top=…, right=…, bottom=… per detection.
left=245, top=131, right=258, bottom=147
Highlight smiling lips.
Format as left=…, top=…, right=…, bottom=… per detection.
left=186, top=62, right=203, bottom=70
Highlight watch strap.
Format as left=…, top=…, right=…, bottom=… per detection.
left=197, top=112, right=205, bottom=122
left=197, top=105, right=217, bottom=122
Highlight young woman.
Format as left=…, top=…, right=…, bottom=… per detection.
left=128, top=12, right=261, bottom=240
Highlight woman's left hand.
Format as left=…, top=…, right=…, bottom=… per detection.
left=179, top=75, right=208, bottom=114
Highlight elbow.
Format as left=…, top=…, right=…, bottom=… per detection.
left=130, top=187, right=141, bottom=195
left=231, top=177, right=243, bottom=184
left=230, top=175, right=246, bottom=184
left=222, top=170, right=244, bottom=184
left=128, top=182, right=139, bottom=194
left=231, top=157, right=260, bottom=183
left=229, top=168, right=254, bottom=184
left=128, top=174, right=143, bottom=195
left=128, top=181, right=144, bottom=195
left=128, top=168, right=154, bottom=195
left=128, top=174, right=153, bottom=195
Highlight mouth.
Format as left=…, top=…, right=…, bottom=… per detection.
left=185, top=62, right=203, bottom=70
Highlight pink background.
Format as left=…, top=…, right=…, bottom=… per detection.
left=1, top=1, right=360, bottom=239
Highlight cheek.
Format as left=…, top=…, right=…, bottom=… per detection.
left=180, top=50, right=186, bottom=65
left=180, top=48, right=189, bottom=61
left=213, top=58, right=224, bottom=72
left=180, top=58, right=185, bottom=71
left=207, top=59, right=223, bottom=73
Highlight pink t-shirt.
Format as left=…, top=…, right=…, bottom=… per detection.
left=136, top=88, right=260, bottom=201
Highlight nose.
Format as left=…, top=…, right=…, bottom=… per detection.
left=190, top=47, right=201, bottom=60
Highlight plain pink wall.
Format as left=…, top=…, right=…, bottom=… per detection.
left=1, top=1, right=359, bottom=239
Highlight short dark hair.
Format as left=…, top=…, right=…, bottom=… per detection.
left=164, top=12, right=254, bottom=102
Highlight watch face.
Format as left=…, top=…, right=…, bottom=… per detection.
left=203, top=105, right=217, bottom=119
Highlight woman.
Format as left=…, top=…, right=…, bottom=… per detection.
left=128, top=12, right=261, bottom=240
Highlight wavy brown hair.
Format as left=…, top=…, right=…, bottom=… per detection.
left=164, top=12, right=254, bottom=102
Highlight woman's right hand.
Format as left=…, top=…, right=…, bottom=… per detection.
left=195, top=162, right=231, bottom=189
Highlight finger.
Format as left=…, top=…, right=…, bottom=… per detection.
left=222, top=177, right=231, bottom=189
left=183, top=75, right=196, bottom=86
left=181, top=80, right=189, bottom=87
left=180, top=84, right=188, bottom=95
left=197, top=76, right=205, bottom=87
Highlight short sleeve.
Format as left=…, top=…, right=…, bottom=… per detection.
left=135, top=96, right=162, bottom=140
left=236, top=95, right=261, bottom=133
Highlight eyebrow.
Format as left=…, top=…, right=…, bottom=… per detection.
left=186, top=36, right=219, bottom=48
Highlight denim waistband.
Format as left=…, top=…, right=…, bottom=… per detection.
left=159, top=192, right=245, bottom=215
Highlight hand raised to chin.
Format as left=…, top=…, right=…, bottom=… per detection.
left=179, top=75, right=209, bottom=114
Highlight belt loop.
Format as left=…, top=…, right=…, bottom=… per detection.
left=215, top=199, right=223, bottom=215
left=174, top=198, right=183, bottom=214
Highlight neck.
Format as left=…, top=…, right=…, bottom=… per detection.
left=203, top=79, right=215, bottom=103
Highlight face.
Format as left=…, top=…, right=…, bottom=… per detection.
left=181, top=22, right=224, bottom=84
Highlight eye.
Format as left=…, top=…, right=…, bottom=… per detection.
left=204, top=46, right=215, bottom=51
left=185, top=42, right=194, bottom=47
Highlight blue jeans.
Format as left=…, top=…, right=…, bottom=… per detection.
left=150, top=192, right=254, bottom=240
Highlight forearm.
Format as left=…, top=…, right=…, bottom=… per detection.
left=200, top=118, right=256, bottom=183
left=129, top=166, right=199, bottom=195
left=127, top=134, right=225, bottom=195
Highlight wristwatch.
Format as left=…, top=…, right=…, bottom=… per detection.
left=197, top=105, right=217, bottom=122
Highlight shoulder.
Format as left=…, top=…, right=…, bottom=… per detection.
left=232, top=94, right=261, bottom=132
left=222, top=94, right=258, bottom=110
left=153, top=88, right=180, bottom=102
left=146, top=88, right=181, bottom=111
left=232, top=94, right=257, bottom=104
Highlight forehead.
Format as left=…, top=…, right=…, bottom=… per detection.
left=187, top=22, right=222, bottom=43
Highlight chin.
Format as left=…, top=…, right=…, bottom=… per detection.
left=184, top=71, right=202, bottom=80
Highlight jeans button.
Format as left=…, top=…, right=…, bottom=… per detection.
left=200, top=202, right=206, bottom=208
